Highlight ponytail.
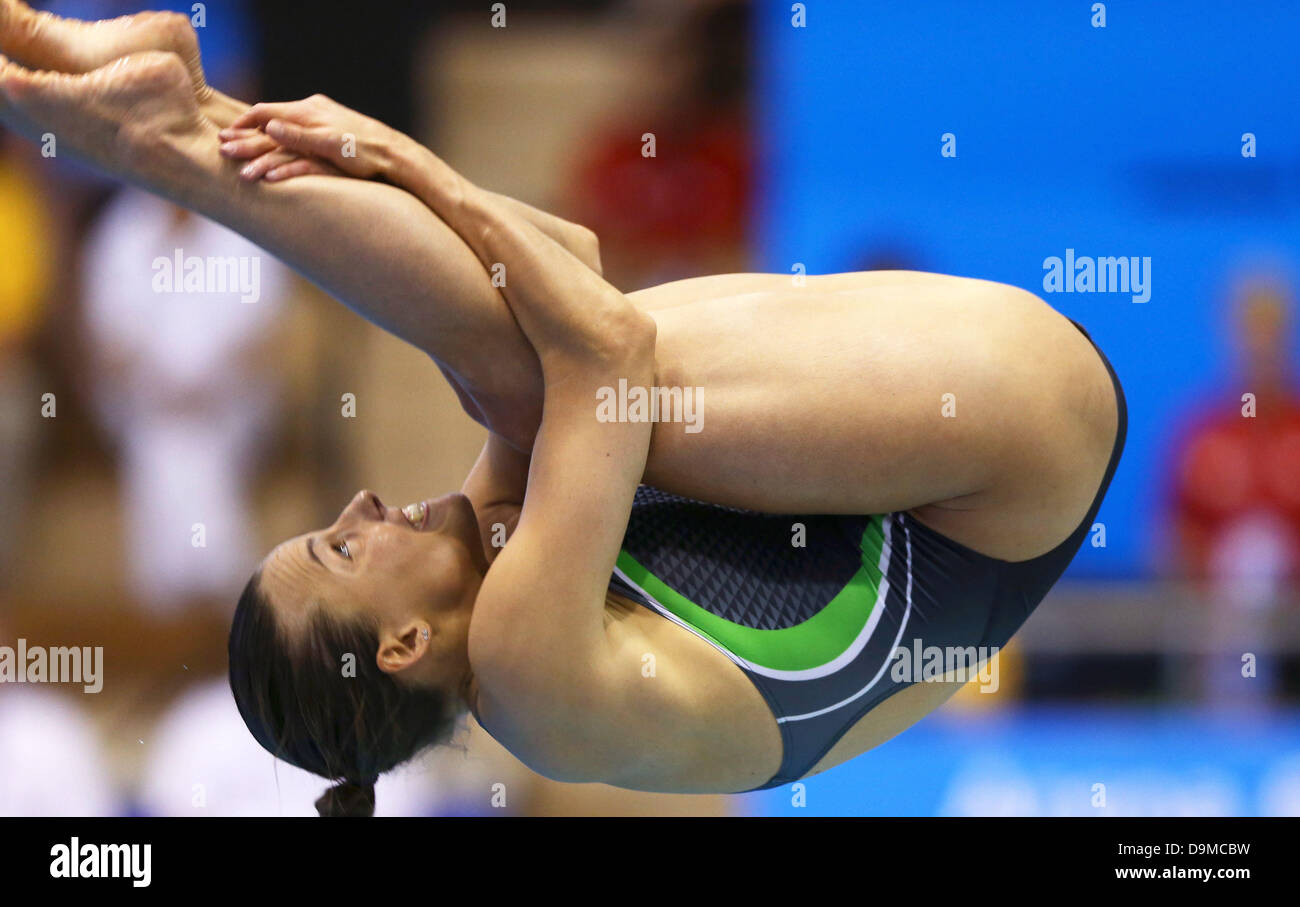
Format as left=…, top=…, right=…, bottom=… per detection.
left=315, top=779, right=377, bottom=818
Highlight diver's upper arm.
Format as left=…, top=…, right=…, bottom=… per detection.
left=468, top=325, right=655, bottom=705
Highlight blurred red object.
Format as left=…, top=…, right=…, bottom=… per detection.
left=1170, top=284, right=1300, bottom=583
left=572, top=115, right=751, bottom=265
left=567, top=0, right=754, bottom=288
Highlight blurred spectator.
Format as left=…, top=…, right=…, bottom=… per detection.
left=0, top=135, right=55, bottom=593
left=138, top=680, right=527, bottom=816
left=0, top=684, right=118, bottom=816
left=138, top=681, right=437, bottom=816
left=24, top=0, right=263, bottom=492
left=79, top=190, right=292, bottom=613
left=1168, top=277, right=1300, bottom=705
left=568, top=0, right=754, bottom=289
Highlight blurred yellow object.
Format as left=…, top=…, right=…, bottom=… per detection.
left=947, top=643, right=1023, bottom=710
left=0, top=158, right=54, bottom=346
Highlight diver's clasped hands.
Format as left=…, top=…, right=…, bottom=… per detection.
left=219, top=94, right=403, bottom=185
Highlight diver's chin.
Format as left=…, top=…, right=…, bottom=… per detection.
left=421, top=492, right=474, bottom=534
left=440, top=493, right=488, bottom=571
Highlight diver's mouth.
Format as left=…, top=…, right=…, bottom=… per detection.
left=398, top=493, right=466, bottom=532
left=401, top=501, right=429, bottom=530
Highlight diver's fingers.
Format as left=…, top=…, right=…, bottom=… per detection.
left=228, top=99, right=312, bottom=130
left=265, top=157, right=342, bottom=182
left=219, top=129, right=278, bottom=160
left=236, top=148, right=299, bottom=182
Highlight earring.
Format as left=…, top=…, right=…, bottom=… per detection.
left=422, top=628, right=430, bottom=640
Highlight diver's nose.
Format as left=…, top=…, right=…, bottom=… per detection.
left=338, top=489, right=386, bottom=524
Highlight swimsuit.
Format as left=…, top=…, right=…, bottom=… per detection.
left=608, top=320, right=1127, bottom=790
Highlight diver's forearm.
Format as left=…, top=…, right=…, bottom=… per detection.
left=381, top=134, right=492, bottom=257
left=380, top=139, right=651, bottom=372
left=384, top=136, right=603, bottom=277
left=478, top=190, right=602, bottom=276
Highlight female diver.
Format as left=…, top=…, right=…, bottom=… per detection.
left=0, top=2, right=1124, bottom=815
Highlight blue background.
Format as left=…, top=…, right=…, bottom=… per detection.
left=755, top=0, right=1300, bottom=577
left=738, top=706, right=1300, bottom=816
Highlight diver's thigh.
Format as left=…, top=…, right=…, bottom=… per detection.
left=636, top=277, right=1111, bottom=560
left=641, top=282, right=1038, bottom=512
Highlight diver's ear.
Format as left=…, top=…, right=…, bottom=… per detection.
left=376, top=621, right=432, bottom=675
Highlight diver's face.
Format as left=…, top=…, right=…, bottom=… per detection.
left=259, top=489, right=487, bottom=649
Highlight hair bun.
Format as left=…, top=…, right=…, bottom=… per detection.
left=315, top=779, right=377, bottom=817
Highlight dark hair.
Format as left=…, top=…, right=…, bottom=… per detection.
left=228, top=570, right=458, bottom=817
left=314, top=780, right=376, bottom=818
